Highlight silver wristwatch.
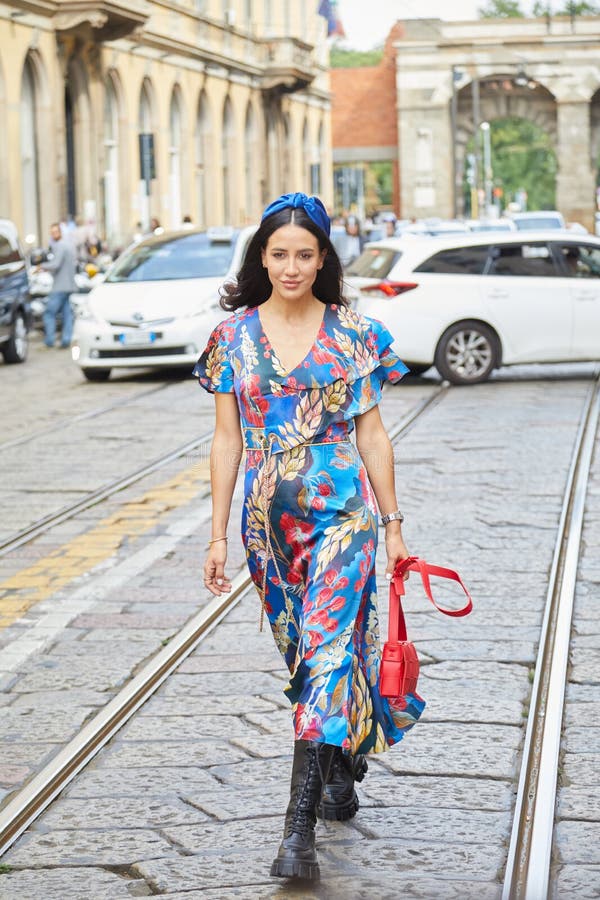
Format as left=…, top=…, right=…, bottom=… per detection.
left=381, top=510, right=404, bottom=526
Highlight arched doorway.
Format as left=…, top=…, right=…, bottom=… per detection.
left=244, top=102, right=258, bottom=223
left=104, top=74, right=121, bottom=247
left=138, top=78, right=157, bottom=230
left=195, top=91, right=210, bottom=230
left=64, top=59, right=94, bottom=225
left=20, top=54, right=42, bottom=245
left=0, top=59, right=10, bottom=232
left=591, top=87, right=600, bottom=230
left=282, top=113, right=292, bottom=188
left=169, top=87, right=184, bottom=229
left=454, top=75, right=558, bottom=219
left=302, top=118, right=310, bottom=191
left=222, top=97, right=234, bottom=224
left=265, top=106, right=280, bottom=200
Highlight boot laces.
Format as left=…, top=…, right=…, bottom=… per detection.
left=288, top=747, right=321, bottom=837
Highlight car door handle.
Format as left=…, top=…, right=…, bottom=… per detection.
left=487, top=289, right=509, bottom=299
left=574, top=292, right=596, bottom=301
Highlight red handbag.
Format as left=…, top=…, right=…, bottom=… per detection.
left=379, top=556, right=473, bottom=699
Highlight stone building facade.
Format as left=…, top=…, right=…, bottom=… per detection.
left=1, top=1, right=332, bottom=250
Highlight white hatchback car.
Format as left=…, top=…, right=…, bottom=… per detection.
left=72, top=226, right=256, bottom=381
left=345, top=231, right=600, bottom=384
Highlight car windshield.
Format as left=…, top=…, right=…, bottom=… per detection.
left=106, top=232, right=238, bottom=283
left=346, top=247, right=401, bottom=278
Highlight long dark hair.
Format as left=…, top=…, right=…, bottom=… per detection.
left=220, top=207, right=346, bottom=311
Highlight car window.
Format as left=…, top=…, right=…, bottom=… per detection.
left=555, top=243, right=600, bottom=279
left=414, top=245, right=490, bottom=275
left=346, top=247, right=401, bottom=279
left=106, top=232, right=239, bottom=283
left=488, top=242, right=558, bottom=277
left=0, top=230, right=24, bottom=269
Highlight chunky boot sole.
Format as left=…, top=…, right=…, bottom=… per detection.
left=318, top=755, right=368, bottom=821
left=320, top=789, right=359, bottom=821
left=270, top=857, right=320, bottom=881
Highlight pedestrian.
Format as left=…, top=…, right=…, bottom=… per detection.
left=344, top=213, right=364, bottom=263
left=194, top=192, right=422, bottom=882
left=40, top=222, right=77, bottom=349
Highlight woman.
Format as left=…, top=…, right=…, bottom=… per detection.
left=194, top=193, right=424, bottom=881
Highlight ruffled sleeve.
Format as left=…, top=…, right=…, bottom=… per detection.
left=347, top=316, right=409, bottom=417
left=193, top=321, right=235, bottom=394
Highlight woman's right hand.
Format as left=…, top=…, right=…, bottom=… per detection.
left=203, top=541, right=232, bottom=596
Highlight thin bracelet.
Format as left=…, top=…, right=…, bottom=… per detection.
left=208, top=536, right=228, bottom=545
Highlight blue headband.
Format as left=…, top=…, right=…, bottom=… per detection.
left=261, top=192, right=331, bottom=236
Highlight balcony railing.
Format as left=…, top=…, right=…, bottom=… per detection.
left=54, top=1, right=149, bottom=41
left=260, top=36, right=316, bottom=93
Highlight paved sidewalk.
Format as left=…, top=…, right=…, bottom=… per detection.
left=0, top=375, right=597, bottom=898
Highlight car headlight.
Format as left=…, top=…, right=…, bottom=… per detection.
left=75, top=296, right=100, bottom=322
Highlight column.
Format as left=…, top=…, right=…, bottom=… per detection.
left=556, top=99, right=595, bottom=232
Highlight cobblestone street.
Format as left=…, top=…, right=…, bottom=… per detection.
left=0, top=337, right=598, bottom=898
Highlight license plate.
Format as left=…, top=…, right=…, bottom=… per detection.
left=118, top=331, right=156, bottom=346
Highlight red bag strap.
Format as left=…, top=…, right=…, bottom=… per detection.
left=388, top=556, right=473, bottom=643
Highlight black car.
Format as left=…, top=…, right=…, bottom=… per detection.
left=0, top=219, right=32, bottom=364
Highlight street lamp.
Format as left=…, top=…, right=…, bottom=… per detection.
left=480, top=121, right=493, bottom=218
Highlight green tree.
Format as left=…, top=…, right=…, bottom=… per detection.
left=553, top=2, right=600, bottom=13
left=464, top=117, right=557, bottom=212
left=478, top=0, right=525, bottom=16
left=533, top=0, right=600, bottom=12
left=330, top=47, right=383, bottom=68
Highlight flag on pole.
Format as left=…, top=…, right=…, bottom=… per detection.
left=318, top=0, right=345, bottom=38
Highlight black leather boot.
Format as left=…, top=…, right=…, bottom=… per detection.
left=270, top=741, right=335, bottom=881
left=319, top=747, right=368, bottom=821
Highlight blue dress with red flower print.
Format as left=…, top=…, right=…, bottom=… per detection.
left=194, top=303, right=425, bottom=754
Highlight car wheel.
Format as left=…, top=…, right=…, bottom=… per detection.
left=82, top=367, right=111, bottom=382
left=2, top=313, right=28, bottom=364
left=434, top=320, right=499, bottom=385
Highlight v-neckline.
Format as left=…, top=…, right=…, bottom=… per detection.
left=256, top=304, right=328, bottom=378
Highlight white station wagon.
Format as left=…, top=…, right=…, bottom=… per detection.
left=345, top=231, right=600, bottom=384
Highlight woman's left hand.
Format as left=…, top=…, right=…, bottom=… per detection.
left=384, top=529, right=411, bottom=582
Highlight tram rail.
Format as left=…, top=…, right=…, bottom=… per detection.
left=0, top=383, right=172, bottom=453
left=502, top=371, right=600, bottom=900
left=0, top=428, right=216, bottom=557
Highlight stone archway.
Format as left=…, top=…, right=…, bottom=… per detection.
left=395, top=17, right=600, bottom=229
left=454, top=75, right=558, bottom=218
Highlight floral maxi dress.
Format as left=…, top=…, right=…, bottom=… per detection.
left=194, top=303, right=425, bottom=755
